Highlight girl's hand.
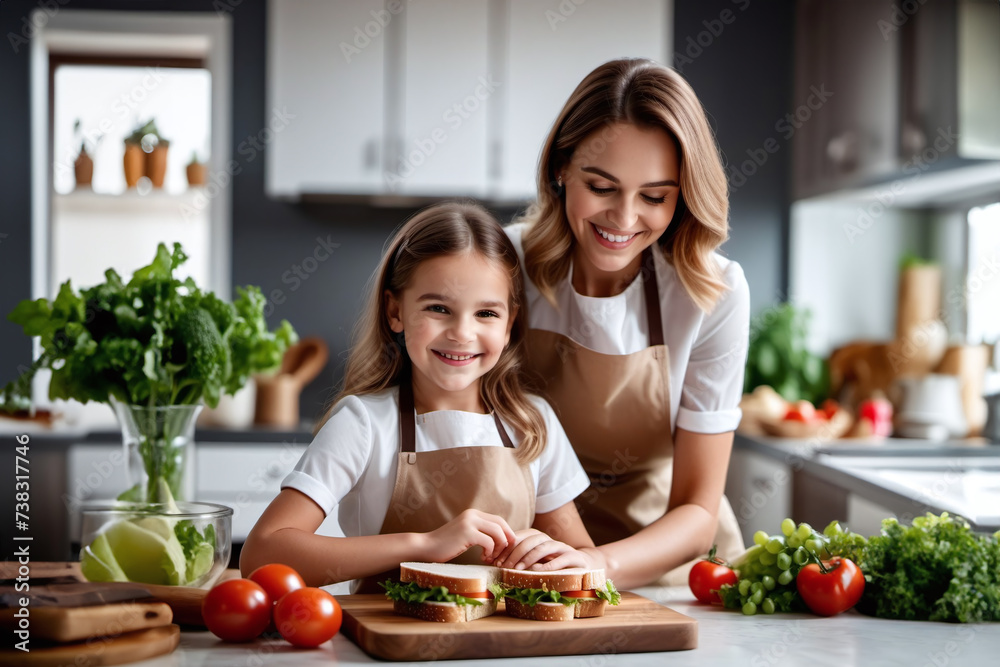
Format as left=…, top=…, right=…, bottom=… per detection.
left=420, top=509, right=517, bottom=563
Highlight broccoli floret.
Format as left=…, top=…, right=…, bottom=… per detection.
left=170, top=308, right=229, bottom=406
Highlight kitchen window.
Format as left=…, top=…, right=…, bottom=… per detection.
left=966, top=201, right=1000, bottom=345
left=52, top=61, right=212, bottom=291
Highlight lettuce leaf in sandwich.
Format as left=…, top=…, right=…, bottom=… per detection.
left=489, top=580, right=621, bottom=607
left=381, top=580, right=485, bottom=606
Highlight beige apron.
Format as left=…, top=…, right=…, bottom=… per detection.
left=355, top=377, right=535, bottom=593
left=525, top=247, right=744, bottom=586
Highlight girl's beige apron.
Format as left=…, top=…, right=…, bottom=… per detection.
left=355, top=378, right=535, bottom=593
left=525, top=247, right=744, bottom=586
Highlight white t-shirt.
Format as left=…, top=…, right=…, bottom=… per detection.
left=282, top=387, right=590, bottom=538
left=506, top=222, right=749, bottom=435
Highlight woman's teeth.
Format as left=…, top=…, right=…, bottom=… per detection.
left=595, top=226, right=637, bottom=243
left=439, top=352, right=476, bottom=361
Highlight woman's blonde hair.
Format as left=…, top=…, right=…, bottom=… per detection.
left=519, top=58, right=730, bottom=312
left=319, top=201, right=546, bottom=464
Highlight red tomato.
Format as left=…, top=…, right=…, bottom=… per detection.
left=784, top=400, right=817, bottom=422
left=248, top=563, right=306, bottom=604
left=202, top=578, right=272, bottom=642
left=274, top=587, right=343, bottom=648
left=796, top=557, right=865, bottom=616
left=820, top=399, right=840, bottom=419
left=688, top=558, right=738, bottom=605
left=561, top=590, right=598, bottom=598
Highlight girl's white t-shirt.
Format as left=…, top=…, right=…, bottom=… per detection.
left=282, top=387, right=590, bottom=538
left=505, top=222, right=749, bottom=435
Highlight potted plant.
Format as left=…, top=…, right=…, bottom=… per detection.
left=123, top=120, right=148, bottom=187
left=0, top=243, right=298, bottom=503
left=73, top=119, right=94, bottom=189
left=186, top=151, right=207, bottom=187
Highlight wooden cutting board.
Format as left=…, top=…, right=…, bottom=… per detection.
left=336, top=592, right=697, bottom=661
left=0, top=600, right=172, bottom=642
left=0, top=624, right=180, bottom=666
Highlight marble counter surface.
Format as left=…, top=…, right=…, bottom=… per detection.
left=115, top=586, right=1000, bottom=667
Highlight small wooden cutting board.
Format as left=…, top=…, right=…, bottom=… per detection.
left=0, top=624, right=180, bottom=667
left=0, top=601, right=172, bottom=643
left=336, top=592, right=697, bottom=661
left=1, top=562, right=241, bottom=627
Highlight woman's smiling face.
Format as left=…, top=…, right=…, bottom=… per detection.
left=561, top=122, right=681, bottom=296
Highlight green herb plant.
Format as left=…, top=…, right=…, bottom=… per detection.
left=744, top=303, right=829, bottom=404
left=1, top=242, right=297, bottom=501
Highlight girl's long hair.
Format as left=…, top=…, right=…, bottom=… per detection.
left=319, top=201, right=546, bottom=464
left=519, top=58, right=731, bottom=312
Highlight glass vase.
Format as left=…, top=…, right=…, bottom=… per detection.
left=111, top=397, right=202, bottom=503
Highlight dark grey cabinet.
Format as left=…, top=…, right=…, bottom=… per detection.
left=791, top=0, right=1000, bottom=201
left=792, top=0, right=900, bottom=200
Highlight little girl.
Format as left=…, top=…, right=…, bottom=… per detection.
left=241, top=202, right=593, bottom=590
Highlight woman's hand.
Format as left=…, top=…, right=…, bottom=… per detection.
left=419, top=509, right=517, bottom=563
left=526, top=546, right=608, bottom=572
left=492, top=529, right=602, bottom=571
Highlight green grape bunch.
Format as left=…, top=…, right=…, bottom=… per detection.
left=718, top=518, right=866, bottom=615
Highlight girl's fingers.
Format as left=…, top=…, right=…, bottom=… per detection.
left=474, top=517, right=511, bottom=560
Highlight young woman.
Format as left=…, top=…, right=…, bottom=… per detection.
left=240, top=202, right=593, bottom=590
left=499, top=58, right=749, bottom=588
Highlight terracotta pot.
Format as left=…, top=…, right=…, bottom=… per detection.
left=186, top=162, right=207, bottom=186
left=145, top=145, right=169, bottom=188
left=74, top=149, right=93, bottom=188
left=123, top=143, right=144, bottom=187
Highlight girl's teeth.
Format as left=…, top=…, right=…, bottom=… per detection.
left=596, top=226, right=636, bottom=243
left=441, top=352, right=475, bottom=360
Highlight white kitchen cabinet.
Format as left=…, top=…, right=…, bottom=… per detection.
left=267, top=0, right=670, bottom=201
left=494, top=0, right=668, bottom=201
left=266, top=0, right=386, bottom=198
left=391, top=0, right=491, bottom=196
left=725, top=447, right=794, bottom=548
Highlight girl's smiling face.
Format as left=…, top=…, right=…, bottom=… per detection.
left=561, top=122, right=681, bottom=297
left=386, top=251, right=514, bottom=413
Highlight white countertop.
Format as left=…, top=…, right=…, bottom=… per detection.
left=121, top=587, right=1000, bottom=666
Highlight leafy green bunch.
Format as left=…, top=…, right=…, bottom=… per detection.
left=1, top=242, right=297, bottom=411
left=853, top=513, right=1000, bottom=623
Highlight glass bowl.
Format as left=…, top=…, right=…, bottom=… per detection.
left=79, top=500, right=232, bottom=589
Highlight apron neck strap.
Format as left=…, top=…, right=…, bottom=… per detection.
left=398, top=373, right=515, bottom=453
left=641, top=246, right=664, bottom=347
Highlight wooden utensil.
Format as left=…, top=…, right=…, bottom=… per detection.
left=336, top=592, right=697, bottom=661
left=0, top=624, right=180, bottom=666
left=254, top=337, right=329, bottom=427
left=0, top=601, right=172, bottom=643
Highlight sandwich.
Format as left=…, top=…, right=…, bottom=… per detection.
left=380, top=562, right=502, bottom=622
left=491, top=567, right=621, bottom=621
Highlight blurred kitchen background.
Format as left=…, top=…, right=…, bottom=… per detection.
left=1, top=0, right=999, bottom=560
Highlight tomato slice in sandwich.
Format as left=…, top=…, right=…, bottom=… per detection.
left=561, top=590, right=597, bottom=598
left=462, top=591, right=493, bottom=599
